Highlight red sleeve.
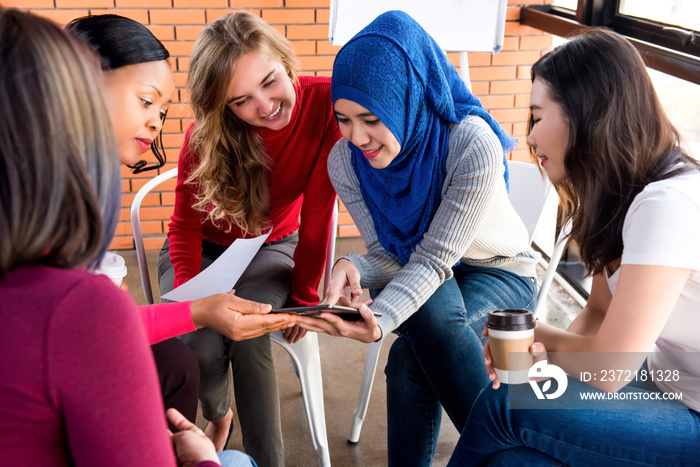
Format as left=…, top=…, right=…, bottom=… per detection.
left=168, top=124, right=206, bottom=288
left=48, top=276, right=175, bottom=466
left=290, top=100, right=342, bottom=305
left=138, top=302, right=196, bottom=345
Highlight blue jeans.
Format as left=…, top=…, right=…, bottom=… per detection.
left=219, top=450, right=258, bottom=466
left=448, top=376, right=700, bottom=466
left=385, top=264, right=536, bottom=467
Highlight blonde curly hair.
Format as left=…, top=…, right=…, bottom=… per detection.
left=187, top=11, right=299, bottom=236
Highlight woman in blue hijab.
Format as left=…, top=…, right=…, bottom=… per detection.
left=295, top=11, right=539, bottom=466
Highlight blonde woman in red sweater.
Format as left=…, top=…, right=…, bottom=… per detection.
left=157, top=12, right=341, bottom=465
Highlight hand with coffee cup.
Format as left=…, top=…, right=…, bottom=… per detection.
left=483, top=309, right=542, bottom=388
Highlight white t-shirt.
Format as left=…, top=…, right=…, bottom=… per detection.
left=605, top=169, right=700, bottom=411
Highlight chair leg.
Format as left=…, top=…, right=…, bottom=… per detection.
left=271, top=331, right=331, bottom=467
left=534, top=221, right=570, bottom=319
left=348, top=336, right=385, bottom=444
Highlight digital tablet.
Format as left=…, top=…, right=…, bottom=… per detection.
left=270, top=304, right=382, bottom=321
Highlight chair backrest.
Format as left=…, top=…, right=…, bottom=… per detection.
left=506, top=161, right=574, bottom=318
left=130, top=168, right=179, bottom=305
left=130, top=168, right=339, bottom=305
left=506, top=160, right=551, bottom=243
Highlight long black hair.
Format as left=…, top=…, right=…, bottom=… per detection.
left=529, top=28, right=697, bottom=275
left=66, top=14, right=170, bottom=174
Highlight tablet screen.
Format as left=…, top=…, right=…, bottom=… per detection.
left=270, top=304, right=381, bottom=321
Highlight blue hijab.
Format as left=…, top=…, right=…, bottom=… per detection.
left=331, top=10, right=515, bottom=265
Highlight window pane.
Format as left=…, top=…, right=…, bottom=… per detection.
left=649, top=68, right=700, bottom=159
left=619, top=0, right=700, bottom=32
left=552, top=0, right=577, bottom=11
left=548, top=38, right=699, bottom=158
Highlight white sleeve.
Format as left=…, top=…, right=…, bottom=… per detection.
left=622, top=184, right=700, bottom=271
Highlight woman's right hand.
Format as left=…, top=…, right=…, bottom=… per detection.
left=324, top=258, right=363, bottom=305
left=482, top=327, right=501, bottom=390
left=190, top=291, right=296, bottom=341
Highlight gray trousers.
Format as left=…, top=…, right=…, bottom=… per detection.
left=157, top=232, right=298, bottom=467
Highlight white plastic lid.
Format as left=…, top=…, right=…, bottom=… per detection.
left=95, top=252, right=127, bottom=286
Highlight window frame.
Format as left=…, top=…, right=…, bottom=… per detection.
left=521, top=0, right=700, bottom=85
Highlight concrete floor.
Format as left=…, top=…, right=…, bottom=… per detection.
left=118, top=236, right=581, bottom=467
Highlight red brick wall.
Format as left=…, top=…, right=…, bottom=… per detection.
left=12, top=0, right=553, bottom=249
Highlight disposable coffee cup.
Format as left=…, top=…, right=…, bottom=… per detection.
left=486, top=309, right=536, bottom=384
left=95, top=252, right=127, bottom=287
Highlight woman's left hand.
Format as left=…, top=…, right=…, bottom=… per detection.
left=167, top=408, right=220, bottom=466
left=295, top=299, right=381, bottom=344
left=282, top=324, right=307, bottom=344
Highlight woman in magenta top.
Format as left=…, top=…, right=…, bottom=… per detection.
left=0, top=8, right=254, bottom=466
left=157, top=12, right=341, bottom=464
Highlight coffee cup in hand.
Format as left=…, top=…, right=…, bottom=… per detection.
left=486, top=309, right=536, bottom=384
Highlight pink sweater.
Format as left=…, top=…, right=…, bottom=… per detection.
left=0, top=265, right=210, bottom=466
left=140, top=301, right=195, bottom=345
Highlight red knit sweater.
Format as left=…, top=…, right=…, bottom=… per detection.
left=168, top=76, right=341, bottom=305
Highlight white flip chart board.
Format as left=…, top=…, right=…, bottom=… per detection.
left=328, top=0, right=508, bottom=53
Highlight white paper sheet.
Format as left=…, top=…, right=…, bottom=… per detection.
left=161, top=230, right=272, bottom=302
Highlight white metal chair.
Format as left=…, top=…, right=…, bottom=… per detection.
left=346, top=160, right=569, bottom=444
left=130, top=168, right=335, bottom=467
left=506, top=162, right=571, bottom=318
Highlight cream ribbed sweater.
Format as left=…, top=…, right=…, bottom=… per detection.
left=328, top=116, right=538, bottom=334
